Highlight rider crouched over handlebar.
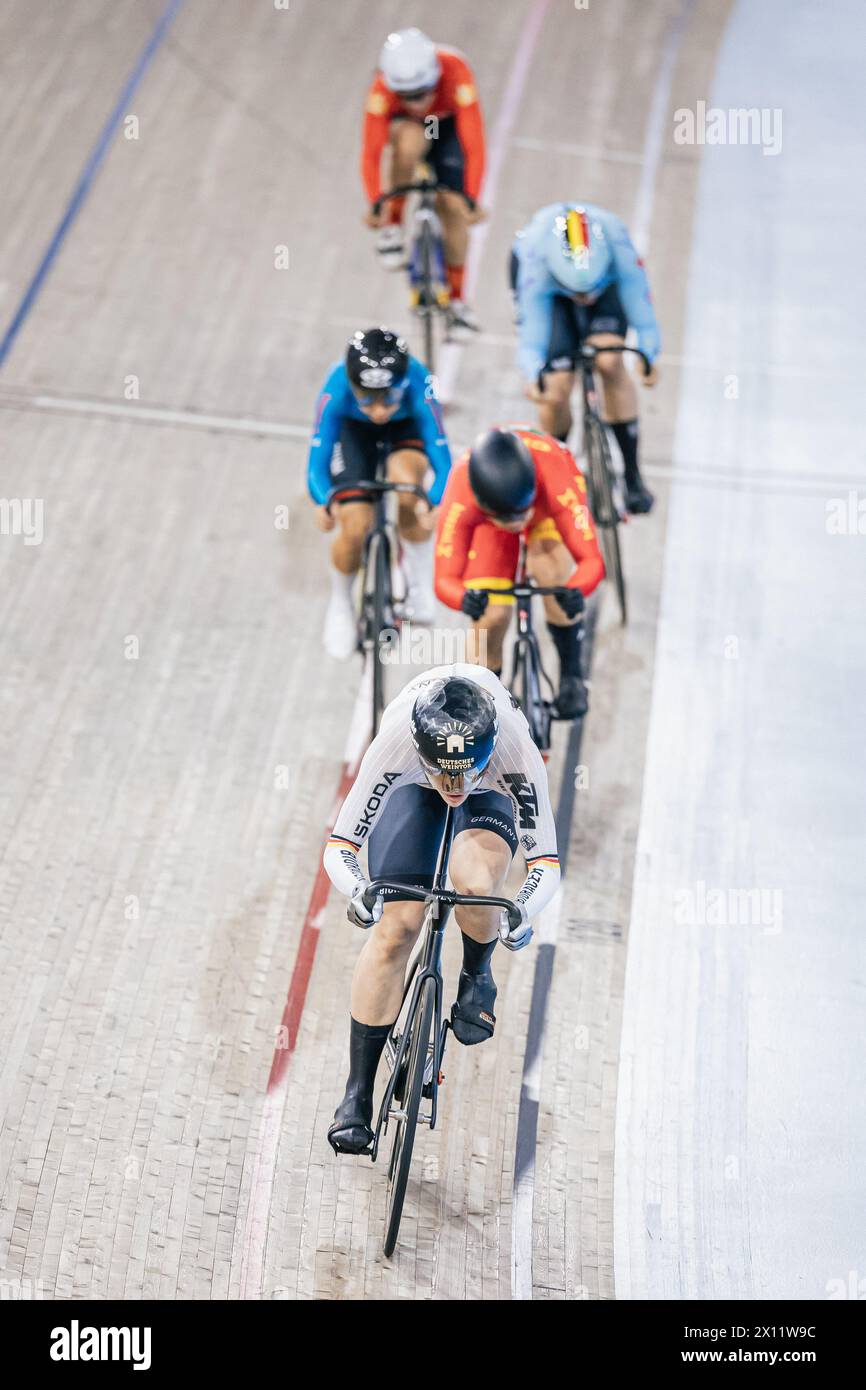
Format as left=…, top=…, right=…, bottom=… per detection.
left=323, top=667, right=560, bottom=1155
left=361, top=28, right=488, bottom=333
left=307, top=328, right=451, bottom=659
left=434, top=427, right=604, bottom=719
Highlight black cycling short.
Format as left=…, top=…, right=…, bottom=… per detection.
left=508, top=249, right=628, bottom=373
left=330, top=416, right=425, bottom=495
left=393, top=113, right=466, bottom=193
left=368, top=783, right=517, bottom=901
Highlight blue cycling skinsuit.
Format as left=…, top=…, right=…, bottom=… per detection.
left=307, top=356, right=452, bottom=506
left=511, top=201, right=661, bottom=382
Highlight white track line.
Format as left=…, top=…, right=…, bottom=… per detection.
left=0, top=392, right=309, bottom=439
left=513, top=135, right=645, bottom=165
left=511, top=891, right=563, bottom=1301
left=507, top=0, right=694, bottom=1302
left=631, top=0, right=695, bottom=256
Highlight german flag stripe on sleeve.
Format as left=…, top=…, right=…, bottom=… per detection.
left=526, top=854, right=559, bottom=868
left=328, top=835, right=361, bottom=852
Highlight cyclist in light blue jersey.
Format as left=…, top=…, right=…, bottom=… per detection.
left=308, top=328, right=451, bottom=658
left=510, top=202, right=660, bottom=513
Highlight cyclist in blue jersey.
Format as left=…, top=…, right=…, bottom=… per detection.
left=308, top=328, right=452, bottom=658
left=510, top=202, right=660, bottom=513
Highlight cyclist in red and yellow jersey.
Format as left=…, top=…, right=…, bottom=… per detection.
left=362, top=28, right=487, bottom=334
left=434, top=427, right=604, bottom=718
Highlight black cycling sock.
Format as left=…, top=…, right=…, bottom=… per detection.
left=461, top=932, right=497, bottom=976
left=610, top=418, right=641, bottom=485
left=547, top=621, right=584, bottom=678
left=342, top=1017, right=392, bottom=1109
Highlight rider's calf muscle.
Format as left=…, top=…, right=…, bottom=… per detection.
left=351, top=903, right=425, bottom=1026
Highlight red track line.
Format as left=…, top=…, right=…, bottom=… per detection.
left=266, top=760, right=361, bottom=1092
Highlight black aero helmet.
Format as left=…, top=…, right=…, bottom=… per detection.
left=411, top=677, right=498, bottom=781
left=346, top=327, right=409, bottom=392
left=468, top=427, right=537, bottom=517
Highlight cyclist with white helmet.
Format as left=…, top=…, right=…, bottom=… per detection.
left=511, top=202, right=661, bottom=513
left=362, top=28, right=487, bottom=334
left=324, top=666, right=560, bottom=1155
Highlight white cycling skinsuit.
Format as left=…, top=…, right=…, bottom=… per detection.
left=323, top=664, right=561, bottom=918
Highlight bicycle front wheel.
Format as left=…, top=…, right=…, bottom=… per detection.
left=383, top=977, right=435, bottom=1258
left=511, top=635, right=550, bottom=752
left=585, top=417, right=627, bottom=625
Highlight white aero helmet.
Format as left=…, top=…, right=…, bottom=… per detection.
left=379, top=28, right=441, bottom=95
left=545, top=205, right=613, bottom=295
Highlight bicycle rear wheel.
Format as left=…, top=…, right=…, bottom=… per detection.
left=369, top=529, right=391, bottom=739
left=585, top=417, right=627, bottom=625
left=383, top=977, right=435, bottom=1258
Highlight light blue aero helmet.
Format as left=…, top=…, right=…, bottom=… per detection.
left=544, top=204, right=613, bottom=295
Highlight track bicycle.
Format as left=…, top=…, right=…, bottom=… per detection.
left=326, top=458, right=430, bottom=741
left=541, top=343, right=651, bottom=626
left=359, top=808, right=522, bottom=1258
left=372, top=178, right=476, bottom=373
left=472, top=536, right=585, bottom=754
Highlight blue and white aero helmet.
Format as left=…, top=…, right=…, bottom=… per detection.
left=545, top=205, right=613, bottom=295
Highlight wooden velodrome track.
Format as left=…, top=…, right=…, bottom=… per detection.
left=0, top=0, right=731, bottom=1299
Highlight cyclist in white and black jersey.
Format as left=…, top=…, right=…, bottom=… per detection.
left=324, top=664, right=561, bottom=1154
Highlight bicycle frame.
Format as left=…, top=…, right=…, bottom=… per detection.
left=369, top=811, right=455, bottom=1159
left=372, top=179, right=475, bottom=371
left=325, top=469, right=430, bottom=737
left=365, top=809, right=520, bottom=1160
left=473, top=538, right=564, bottom=751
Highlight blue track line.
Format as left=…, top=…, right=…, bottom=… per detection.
left=0, top=0, right=185, bottom=372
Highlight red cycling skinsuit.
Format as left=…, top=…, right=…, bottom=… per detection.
left=361, top=47, right=486, bottom=211
left=434, top=425, right=605, bottom=609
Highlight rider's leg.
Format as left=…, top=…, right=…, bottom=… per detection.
left=537, top=369, right=575, bottom=442
left=325, top=500, right=373, bottom=660
left=329, top=899, right=426, bottom=1152
left=388, top=446, right=435, bottom=622
left=389, top=118, right=427, bottom=190
left=465, top=600, right=510, bottom=674
left=462, top=523, right=519, bottom=674
left=527, top=528, right=588, bottom=718
left=330, top=784, right=446, bottom=1152
left=437, top=191, right=468, bottom=287
left=351, top=900, right=426, bottom=1024
left=429, top=116, right=477, bottom=328
left=588, top=330, right=653, bottom=513
left=450, top=823, right=515, bottom=1044
left=376, top=120, right=427, bottom=265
